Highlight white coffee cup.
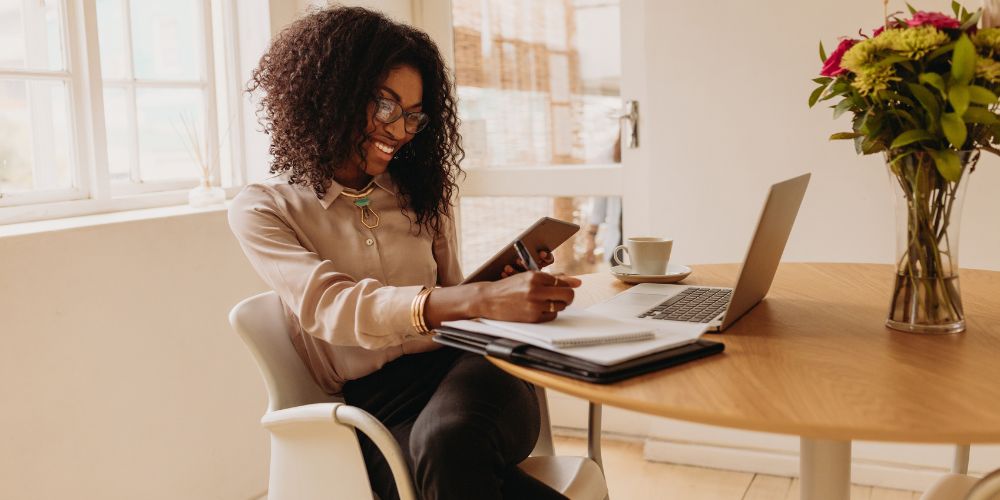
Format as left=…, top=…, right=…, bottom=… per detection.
left=612, top=237, right=673, bottom=275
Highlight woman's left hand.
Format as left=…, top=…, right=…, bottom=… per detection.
left=500, top=250, right=555, bottom=278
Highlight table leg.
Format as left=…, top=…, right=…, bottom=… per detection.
left=952, top=444, right=971, bottom=474
left=800, top=438, right=852, bottom=500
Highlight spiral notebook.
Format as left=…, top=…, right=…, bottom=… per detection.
left=449, top=310, right=654, bottom=348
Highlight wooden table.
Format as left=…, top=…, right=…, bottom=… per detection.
left=489, top=263, right=1000, bottom=500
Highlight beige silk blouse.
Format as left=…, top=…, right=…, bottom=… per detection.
left=227, top=172, right=464, bottom=395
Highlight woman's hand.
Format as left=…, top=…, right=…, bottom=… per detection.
left=475, top=271, right=582, bottom=323
left=500, top=249, right=556, bottom=278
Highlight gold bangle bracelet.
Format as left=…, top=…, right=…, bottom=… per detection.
left=411, top=288, right=434, bottom=335
left=417, top=288, right=432, bottom=335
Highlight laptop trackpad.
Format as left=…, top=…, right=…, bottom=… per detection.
left=588, top=291, right=673, bottom=316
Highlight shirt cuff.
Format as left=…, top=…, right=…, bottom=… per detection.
left=384, top=284, right=426, bottom=340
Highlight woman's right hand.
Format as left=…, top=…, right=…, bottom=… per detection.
left=475, top=271, right=582, bottom=323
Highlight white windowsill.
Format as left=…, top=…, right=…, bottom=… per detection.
left=0, top=185, right=245, bottom=232
left=0, top=199, right=233, bottom=239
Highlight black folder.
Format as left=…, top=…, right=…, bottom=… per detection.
left=432, top=327, right=724, bottom=384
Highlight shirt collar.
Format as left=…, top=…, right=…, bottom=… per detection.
left=317, top=173, right=398, bottom=210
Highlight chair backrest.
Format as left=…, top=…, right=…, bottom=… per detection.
left=229, top=291, right=336, bottom=412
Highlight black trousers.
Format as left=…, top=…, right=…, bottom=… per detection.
left=343, top=347, right=568, bottom=500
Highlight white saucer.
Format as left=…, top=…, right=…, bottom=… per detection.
left=610, top=263, right=692, bottom=284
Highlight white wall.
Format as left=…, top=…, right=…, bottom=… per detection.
left=614, top=0, right=1000, bottom=490
left=621, top=0, right=1000, bottom=271
left=0, top=208, right=270, bottom=500
left=0, top=0, right=283, bottom=496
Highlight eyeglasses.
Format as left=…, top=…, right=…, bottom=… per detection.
left=373, top=97, right=429, bottom=134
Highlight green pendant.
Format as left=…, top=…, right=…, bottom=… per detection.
left=354, top=197, right=370, bottom=207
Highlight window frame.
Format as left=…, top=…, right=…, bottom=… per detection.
left=0, top=0, right=244, bottom=226
left=0, top=0, right=90, bottom=209
left=419, top=0, right=626, bottom=197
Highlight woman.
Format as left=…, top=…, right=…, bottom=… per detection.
left=228, top=6, right=579, bottom=500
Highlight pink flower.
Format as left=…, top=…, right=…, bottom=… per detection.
left=821, top=38, right=859, bottom=77
left=906, top=11, right=961, bottom=29
left=872, top=20, right=903, bottom=37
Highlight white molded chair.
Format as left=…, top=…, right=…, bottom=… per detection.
left=229, top=291, right=609, bottom=500
left=919, top=446, right=1000, bottom=500
left=920, top=470, right=1000, bottom=500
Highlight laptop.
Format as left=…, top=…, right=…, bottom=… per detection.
left=588, top=173, right=810, bottom=333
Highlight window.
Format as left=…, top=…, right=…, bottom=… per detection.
left=0, top=0, right=77, bottom=201
left=450, top=0, right=623, bottom=275
left=460, top=195, right=622, bottom=275
left=0, top=0, right=240, bottom=223
left=453, top=0, right=621, bottom=169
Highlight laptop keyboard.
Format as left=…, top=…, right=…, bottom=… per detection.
left=638, top=287, right=732, bottom=323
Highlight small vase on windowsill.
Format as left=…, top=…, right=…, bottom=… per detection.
left=188, top=176, right=226, bottom=208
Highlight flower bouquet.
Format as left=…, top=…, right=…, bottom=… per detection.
left=809, top=2, right=1000, bottom=333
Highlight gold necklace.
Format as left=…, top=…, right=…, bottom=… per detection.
left=340, top=182, right=380, bottom=229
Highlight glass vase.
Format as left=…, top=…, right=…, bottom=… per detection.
left=885, top=150, right=977, bottom=334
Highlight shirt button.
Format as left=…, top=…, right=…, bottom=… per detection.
left=365, top=238, right=374, bottom=246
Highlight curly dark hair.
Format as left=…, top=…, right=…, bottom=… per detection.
left=247, top=6, right=464, bottom=234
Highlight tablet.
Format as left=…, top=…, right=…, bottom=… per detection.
left=461, top=217, right=580, bottom=284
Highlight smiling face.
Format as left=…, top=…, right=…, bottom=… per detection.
left=361, top=64, right=424, bottom=177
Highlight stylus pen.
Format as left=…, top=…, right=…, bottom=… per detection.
left=513, top=240, right=540, bottom=271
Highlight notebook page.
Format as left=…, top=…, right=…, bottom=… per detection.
left=479, top=310, right=654, bottom=348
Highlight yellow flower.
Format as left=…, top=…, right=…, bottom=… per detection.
left=975, top=58, right=1000, bottom=83
left=841, top=37, right=889, bottom=73
left=852, top=64, right=901, bottom=95
left=878, top=26, right=950, bottom=60
left=973, top=28, right=1000, bottom=56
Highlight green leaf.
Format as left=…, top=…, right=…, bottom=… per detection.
left=812, top=77, right=833, bottom=85
left=969, top=85, right=999, bottom=105
left=861, top=136, right=886, bottom=155
left=952, top=34, right=976, bottom=85
left=963, top=106, right=999, bottom=124
left=960, top=9, right=983, bottom=31
left=949, top=85, right=970, bottom=115
left=819, top=41, right=827, bottom=63
left=890, top=129, right=935, bottom=149
left=906, top=2, right=917, bottom=15
left=830, top=132, right=864, bottom=140
left=941, top=112, right=968, bottom=148
left=862, top=111, right=884, bottom=136
left=832, top=98, right=853, bottom=119
left=877, top=90, right=916, bottom=108
left=928, top=42, right=957, bottom=62
left=876, top=55, right=909, bottom=67
left=886, top=108, right=921, bottom=127
left=889, top=150, right=917, bottom=169
left=928, top=149, right=963, bottom=182
left=919, top=73, right=947, bottom=96
left=808, top=85, right=825, bottom=108
left=908, top=83, right=941, bottom=120
left=952, top=0, right=962, bottom=17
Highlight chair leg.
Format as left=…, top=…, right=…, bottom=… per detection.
left=588, top=402, right=604, bottom=471
left=588, top=402, right=609, bottom=500
left=532, top=385, right=556, bottom=456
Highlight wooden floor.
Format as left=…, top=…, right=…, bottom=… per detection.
left=553, top=436, right=923, bottom=500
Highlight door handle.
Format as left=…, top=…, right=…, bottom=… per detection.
left=620, top=100, right=639, bottom=149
